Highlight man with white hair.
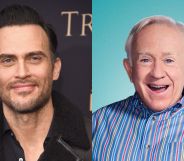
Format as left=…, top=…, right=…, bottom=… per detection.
left=92, top=15, right=184, bottom=161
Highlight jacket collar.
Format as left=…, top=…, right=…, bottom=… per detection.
left=50, top=91, right=90, bottom=150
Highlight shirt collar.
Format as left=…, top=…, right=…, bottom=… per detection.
left=133, top=92, right=184, bottom=118
left=179, top=95, right=184, bottom=107
left=133, top=92, right=154, bottom=117
left=2, top=116, right=11, bottom=136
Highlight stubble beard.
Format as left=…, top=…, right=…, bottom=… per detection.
left=0, top=80, right=53, bottom=114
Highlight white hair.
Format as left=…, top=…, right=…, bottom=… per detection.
left=125, top=15, right=184, bottom=66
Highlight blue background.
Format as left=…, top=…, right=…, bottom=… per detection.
left=92, top=0, right=184, bottom=111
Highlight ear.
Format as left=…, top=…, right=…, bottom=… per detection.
left=53, top=57, right=62, bottom=80
left=123, top=59, right=133, bottom=82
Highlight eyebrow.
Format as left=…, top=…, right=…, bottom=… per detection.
left=136, top=52, right=152, bottom=57
left=0, top=54, right=15, bottom=60
left=0, top=51, right=47, bottom=58
left=162, top=52, right=175, bottom=56
left=137, top=52, right=175, bottom=57
left=26, top=51, right=47, bottom=58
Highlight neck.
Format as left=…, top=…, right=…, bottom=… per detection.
left=3, top=97, right=54, bottom=145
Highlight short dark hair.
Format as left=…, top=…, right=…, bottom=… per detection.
left=0, top=4, right=57, bottom=56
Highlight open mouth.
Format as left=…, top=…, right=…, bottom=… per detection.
left=148, top=84, right=169, bottom=92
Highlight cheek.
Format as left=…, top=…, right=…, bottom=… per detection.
left=132, top=66, right=149, bottom=83
left=30, top=64, right=54, bottom=80
left=0, top=70, right=14, bottom=89
left=33, top=71, right=53, bottom=86
left=0, top=77, right=11, bottom=97
left=166, top=66, right=184, bottom=82
left=172, top=73, right=184, bottom=89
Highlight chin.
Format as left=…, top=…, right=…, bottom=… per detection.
left=146, top=101, right=169, bottom=112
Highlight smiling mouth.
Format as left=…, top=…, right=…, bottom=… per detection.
left=11, top=83, right=37, bottom=94
left=148, top=84, right=169, bottom=92
left=11, top=83, right=37, bottom=89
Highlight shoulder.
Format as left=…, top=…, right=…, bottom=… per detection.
left=52, top=91, right=92, bottom=160
left=92, top=95, right=134, bottom=122
left=92, top=95, right=135, bottom=134
left=74, top=115, right=92, bottom=161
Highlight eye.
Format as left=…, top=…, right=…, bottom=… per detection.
left=29, top=54, right=42, bottom=63
left=140, top=58, right=150, bottom=63
left=2, top=58, right=12, bottom=63
left=138, top=57, right=152, bottom=65
left=138, top=54, right=152, bottom=65
left=164, top=58, right=174, bottom=64
left=0, top=56, right=15, bottom=66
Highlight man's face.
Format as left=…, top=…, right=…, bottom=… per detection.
left=124, top=24, right=184, bottom=111
left=0, top=25, right=61, bottom=114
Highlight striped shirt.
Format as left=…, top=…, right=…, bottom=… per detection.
left=92, top=93, right=184, bottom=161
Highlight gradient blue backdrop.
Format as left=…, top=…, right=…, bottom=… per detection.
left=92, top=0, right=184, bottom=112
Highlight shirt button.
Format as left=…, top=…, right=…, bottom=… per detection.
left=147, top=145, right=151, bottom=149
left=19, top=158, right=23, bottom=161
left=152, top=116, right=156, bottom=121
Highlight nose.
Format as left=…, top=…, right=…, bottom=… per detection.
left=15, top=60, right=30, bottom=79
left=150, top=61, right=165, bottom=79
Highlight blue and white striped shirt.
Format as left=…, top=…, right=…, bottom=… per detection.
left=92, top=93, right=184, bottom=161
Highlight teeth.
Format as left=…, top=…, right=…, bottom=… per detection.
left=150, top=85, right=166, bottom=88
left=148, top=84, right=169, bottom=91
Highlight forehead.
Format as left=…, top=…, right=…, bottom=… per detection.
left=0, top=25, right=50, bottom=55
left=137, top=23, right=182, bottom=36
left=132, top=24, right=184, bottom=56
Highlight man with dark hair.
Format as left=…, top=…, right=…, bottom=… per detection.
left=0, top=4, right=91, bottom=161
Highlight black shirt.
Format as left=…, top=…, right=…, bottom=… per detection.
left=0, top=92, right=91, bottom=161
left=2, top=117, right=55, bottom=161
left=3, top=120, right=26, bottom=161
